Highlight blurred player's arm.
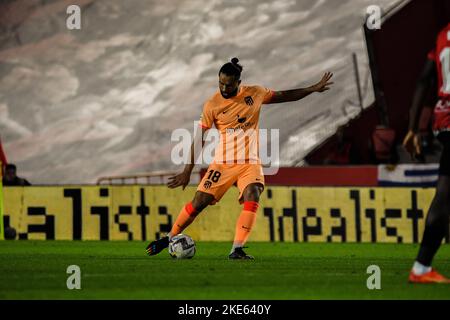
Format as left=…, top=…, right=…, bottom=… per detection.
left=403, top=59, right=437, bottom=157
left=168, top=127, right=208, bottom=190
left=265, top=72, right=333, bottom=104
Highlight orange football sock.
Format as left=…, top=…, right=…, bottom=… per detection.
left=169, top=202, right=198, bottom=238
left=232, top=201, right=259, bottom=250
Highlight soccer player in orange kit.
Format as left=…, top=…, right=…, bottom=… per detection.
left=147, top=58, right=333, bottom=259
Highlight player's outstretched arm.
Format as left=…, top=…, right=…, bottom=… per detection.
left=403, top=59, right=436, bottom=158
left=265, top=72, right=334, bottom=104
left=167, top=127, right=207, bottom=190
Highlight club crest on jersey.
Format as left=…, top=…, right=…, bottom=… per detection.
left=244, top=96, right=254, bottom=106
left=203, top=180, right=212, bottom=189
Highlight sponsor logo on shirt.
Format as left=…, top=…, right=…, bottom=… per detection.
left=237, top=115, right=247, bottom=123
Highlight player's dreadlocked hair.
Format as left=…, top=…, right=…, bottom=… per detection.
left=219, top=57, right=243, bottom=80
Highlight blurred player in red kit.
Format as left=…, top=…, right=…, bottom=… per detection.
left=403, top=22, right=450, bottom=283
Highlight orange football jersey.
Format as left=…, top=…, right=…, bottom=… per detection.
left=199, top=85, right=274, bottom=164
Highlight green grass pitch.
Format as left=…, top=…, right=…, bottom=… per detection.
left=1, top=241, right=450, bottom=300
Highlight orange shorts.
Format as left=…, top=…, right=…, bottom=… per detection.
left=197, top=163, right=265, bottom=204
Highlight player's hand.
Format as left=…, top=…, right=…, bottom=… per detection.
left=402, top=130, right=422, bottom=159
left=313, top=72, right=334, bottom=93
left=167, top=170, right=191, bottom=190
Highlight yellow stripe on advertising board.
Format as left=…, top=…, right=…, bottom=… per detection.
left=2, top=185, right=440, bottom=243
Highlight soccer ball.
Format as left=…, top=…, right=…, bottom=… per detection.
left=168, top=234, right=196, bottom=259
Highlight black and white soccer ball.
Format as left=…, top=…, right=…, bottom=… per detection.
left=168, top=234, right=196, bottom=259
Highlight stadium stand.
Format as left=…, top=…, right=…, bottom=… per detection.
left=307, top=0, right=450, bottom=165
